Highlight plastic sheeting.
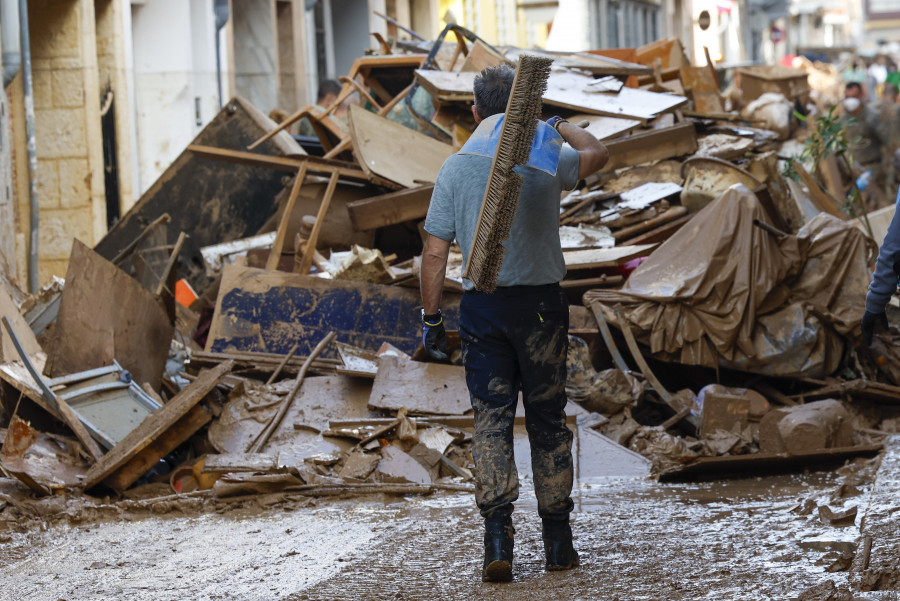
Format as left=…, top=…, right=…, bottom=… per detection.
left=586, top=185, right=873, bottom=378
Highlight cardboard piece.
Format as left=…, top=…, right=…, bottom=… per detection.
left=206, top=264, right=460, bottom=358
left=45, top=241, right=173, bottom=390
left=368, top=356, right=471, bottom=415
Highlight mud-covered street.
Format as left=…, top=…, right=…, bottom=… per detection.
left=0, top=446, right=890, bottom=601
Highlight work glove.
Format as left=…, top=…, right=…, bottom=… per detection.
left=861, top=310, right=889, bottom=346
left=422, top=310, right=449, bottom=361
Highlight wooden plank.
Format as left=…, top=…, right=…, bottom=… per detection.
left=460, top=40, right=508, bottom=72
left=93, top=98, right=303, bottom=289
left=266, top=165, right=307, bottom=271
left=586, top=49, right=641, bottom=87
left=46, top=241, right=173, bottom=391
left=618, top=212, right=692, bottom=246
left=414, top=70, right=476, bottom=102
left=563, top=244, right=657, bottom=270
left=368, top=356, right=470, bottom=415
left=658, top=444, right=882, bottom=483
left=101, top=404, right=212, bottom=492
left=794, top=163, right=845, bottom=219
left=187, top=144, right=372, bottom=181
left=346, top=185, right=434, bottom=231
left=508, top=48, right=651, bottom=76
left=635, top=38, right=688, bottom=70
left=569, top=113, right=642, bottom=141
left=84, top=360, right=233, bottom=490
left=602, top=122, right=698, bottom=170
left=202, top=453, right=277, bottom=473
left=348, top=104, right=454, bottom=189
left=612, top=205, right=689, bottom=241
left=297, top=171, right=339, bottom=274
left=680, top=65, right=723, bottom=113
left=206, top=265, right=461, bottom=359
left=0, top=285, right=40, bottom=363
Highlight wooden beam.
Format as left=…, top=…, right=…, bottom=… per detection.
left=266, top=165, right=307, bottom=271
left=84, top=361, right=234, bottom=490
left=154, top=231, right=187, bottom=297
left=346, top=185, right=434, bottom=231
left=601, top=122, right=698, bottom=171
left=187, top=145, right=372, bottom=182
left=612, top=205, right=689, bottom=241
left=618, top=213, right=692, bottom=247
left=101, top=404, right=212, bottom=492
left=297, top=171, right=339, bottom=275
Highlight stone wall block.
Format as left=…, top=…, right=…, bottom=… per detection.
left=58, top=158, right=91, bottom=208
left=38, top=208, right=92, bottom=260
left=34, top=107, right=87, bottom=160
left=35, top=160, right=60, bottom=209
left=51, top=69, right=86, bottom=108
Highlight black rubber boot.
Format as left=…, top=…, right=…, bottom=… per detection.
left=482, top=518, right=514, bottom=582
left=542, top=518, right=579, bottom=571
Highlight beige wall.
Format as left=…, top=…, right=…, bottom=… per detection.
left=20, top=0, right=106, bottom=285
left=95, top=0, right=134, bottom=214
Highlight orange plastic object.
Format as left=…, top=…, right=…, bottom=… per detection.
left=175, top=279, right=198, bottom=308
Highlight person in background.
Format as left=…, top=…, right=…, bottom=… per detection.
left=842, top=82, right=888, bottom=207
left=874, top=84, right=900, bottom=194
left=298, top=79, right=342, bottom=137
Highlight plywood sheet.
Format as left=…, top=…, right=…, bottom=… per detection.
left=94, top=97, right=303, bottom=290
left=46, top=241, right=173, bottom=390
left=348, top=105, right=454, bottom=189
left=563, top=244, right=657, bottom=270
left=414, top=70, right=476, bottom=102
left=206, top=264, right=460, bottom=359
left=368, top=356, right=470, bottom=415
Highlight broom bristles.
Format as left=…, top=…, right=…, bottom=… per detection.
left=464, top=54, right=553, bottom=293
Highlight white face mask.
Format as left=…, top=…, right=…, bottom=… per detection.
left=843, top=97, right=861, bottom=112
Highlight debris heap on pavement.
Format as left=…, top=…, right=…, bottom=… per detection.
left=1, top=29, right=898, bottom=509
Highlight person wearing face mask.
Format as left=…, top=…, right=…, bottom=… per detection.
left=841, top=82, right=889, bottom=207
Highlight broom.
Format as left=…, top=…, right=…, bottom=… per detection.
left=463, top=54, right=554, bottom=293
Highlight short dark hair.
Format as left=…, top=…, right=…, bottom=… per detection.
left=317, top=79, right=342, bottom=103
left=473, top=65, right=515, bottom=119
left=846, top=81, right=863, bottom=93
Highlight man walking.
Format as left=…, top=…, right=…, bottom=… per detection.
left=418, top=64, right=608, bottom=582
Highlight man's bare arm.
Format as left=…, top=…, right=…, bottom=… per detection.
left=557, top=121, right=609, bottom=180
left=421, top=234, right=452, bottom=314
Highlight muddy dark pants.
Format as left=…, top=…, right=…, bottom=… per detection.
left=459, top=283, right=574, bottom=526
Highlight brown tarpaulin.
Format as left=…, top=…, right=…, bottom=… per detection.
left=585, top=186, right=872, bottom=378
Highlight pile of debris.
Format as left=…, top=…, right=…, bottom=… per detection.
left=0, top=29, right=897, bottom=510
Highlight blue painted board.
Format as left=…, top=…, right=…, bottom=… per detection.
left=207, top=265, right=459, bottom=359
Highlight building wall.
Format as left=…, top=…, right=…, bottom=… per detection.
left=0, top=83, right=16, bottom=281
left=95, top=0, right=134, bottom=217
left=232, top=0, right=278, bottom=113
left=131, top=0, right=219, bottom=195
left=26, top=0, right=106, bottom=285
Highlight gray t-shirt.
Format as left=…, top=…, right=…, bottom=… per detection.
left=424, top=121, right=580, bottom=291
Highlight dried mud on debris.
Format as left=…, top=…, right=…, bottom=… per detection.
left=1, top=26, right=900, bottom=601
